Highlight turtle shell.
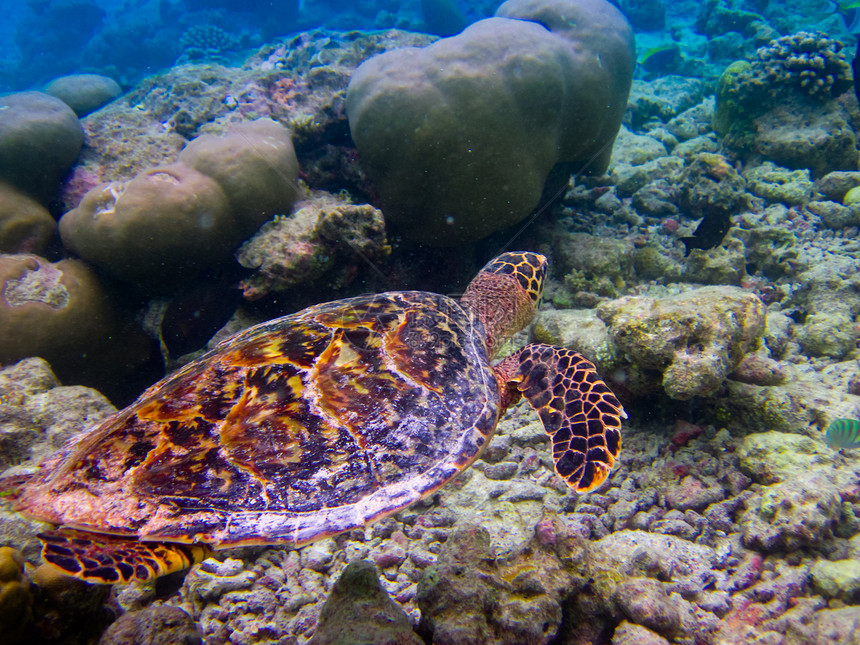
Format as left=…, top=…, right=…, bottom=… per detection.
left=19, top=291, right=500, bottom=547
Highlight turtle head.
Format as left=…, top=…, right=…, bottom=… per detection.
left=461, top=252, right=547, bottom=358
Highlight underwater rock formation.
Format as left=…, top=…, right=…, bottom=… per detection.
left=308, top=560, right=422, bottom=645
left=347, top=0, right=634, bottom=244
left=0, top=357, right=116, bottom=471
left=98, top=605, right=202, bottom=645
left=714, top=32, right=855, bottom=177
left=597, top=286, right=766, bottom=399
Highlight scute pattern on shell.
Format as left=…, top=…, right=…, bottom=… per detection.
left=18, top=291, right=500, bottom=548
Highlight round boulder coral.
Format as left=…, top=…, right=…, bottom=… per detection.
left=177, top=118, right=300, bottom=238
left=347, top=0, right=634, bottom=244
left=44, top=73, right=122, bottom=117
left=0, top=91, right=83, bottom=201
left=0, top=182, right=56, bottom=254
left=59, top=164, right=235, bottom=290
left=0, top=255, right=118, bottom=381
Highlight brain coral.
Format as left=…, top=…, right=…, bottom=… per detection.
left=347, top=0, right=634, bottom=245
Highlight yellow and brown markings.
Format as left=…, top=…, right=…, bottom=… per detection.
left=477, top=251, right=547, bottom=305
left=39, top=528, right=212, bottom=584
left=20, top=291, right=502, bottom=547
left=496, top=343, right=624, bottom=493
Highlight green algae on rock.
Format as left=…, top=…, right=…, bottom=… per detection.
left=737, top=431, right=836, bottom=485
left=810, top=558, right=860, bottom=603
left=597, top=286, right=766, bottom=399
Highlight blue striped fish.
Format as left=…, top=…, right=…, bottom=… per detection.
left=825, top=418, right=860, bottom=449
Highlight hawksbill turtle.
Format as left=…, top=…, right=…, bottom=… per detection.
left=15, top=251, right=625, bottom=584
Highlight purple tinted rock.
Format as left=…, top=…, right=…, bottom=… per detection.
left=611, top=577, right=681, bottom=638
left=308, top=560, right=422, bottom=645
left=665, top=475, right=725, bottom=512
left=483, top=462, right=518, bottom=480
left=611, top=620, right=671, bottom=645
left=98, top=606, right=200, bottom=645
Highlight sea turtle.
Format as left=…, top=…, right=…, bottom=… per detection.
left=15, top=251, right=624, bottom=584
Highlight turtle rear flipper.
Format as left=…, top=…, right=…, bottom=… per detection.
left=498, top=344, right=625, bottom=492
left=38, top=529, right=212, bottom=584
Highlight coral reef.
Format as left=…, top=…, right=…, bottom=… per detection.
left=0, top=255, right=129, bottom=384
left=0, top=183, right=56, bottom=255
left=236, top=191, right=390, bottom=299
left=176, top=118, right=300, bottom=238
left=0, top=547, right=32, bottom=643
left=597, top=286, right=766, bottom=399
left=714, top=32, right=855, bottom=177
left=60, top=119, right=299, bottom=292
left=347, top=0, right=634, bottom=244
left=0, top=92, right=83, bottom=202
left=44, top=73, right=122, bottom=117
left=59, top=164, right=234, bottom=290
left=177, top=25, right=240, bottom=64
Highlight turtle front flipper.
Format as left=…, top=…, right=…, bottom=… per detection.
left=38, top=529, right=212, bottom=584
left=496, top=343, right=625, bottom=493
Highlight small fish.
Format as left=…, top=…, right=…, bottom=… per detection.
left=640, top=43, right=682, bottom=74
left=825, top=418, right=860, bottom=448
left=680, top=205, right=732, bottom=256
left=829, top=0, right=860, bottom=32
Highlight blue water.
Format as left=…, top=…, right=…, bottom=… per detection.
left=0, top=0, right=851, bottom=92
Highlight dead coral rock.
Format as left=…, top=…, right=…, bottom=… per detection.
left=739, top=468, right=855, bottom=552
left=611, top=620, right=671, bottom=645
left=729, top=352, right=786, bottom=385
left=307, top=560, right=422, bottom=645
left=98, top=605, right=202, bottom=645
left=611, top=577, right=681, bottom=639
left=0, top=358, right=115, bottom=473
left=416, top=521, right=589, bottom=645
left=236, top=191, right=389, bottom=299
left=597, top=286, right=765, bottom=399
